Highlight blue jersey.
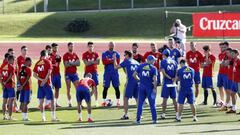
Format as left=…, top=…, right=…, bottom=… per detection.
left=170, top=48, right=181, bottom=63
left=177, top=66, right=195, bottom=88
left=160, top=57, right=178, bottom=84
left=120, top=58, right=139, bottom=82
left=136, top=63, right=157, bottom=88
left=102, top=50, right=120, bottom=73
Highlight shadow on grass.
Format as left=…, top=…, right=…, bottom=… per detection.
left=180, top=128, right=240, bottom=134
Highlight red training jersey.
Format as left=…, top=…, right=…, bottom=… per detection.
left=63, top=52, right=79, bottom=74
left=17, top=55, right=25, bottom=69
left=19, top=66, right=32, bottom=90
left=82, top=51, right=99, bottom=73
left=186, top=50, right=203, bottom=72
left=143, top=51, right=162, bottom=70
left=202, top=54, right=216, bottom=77
left=33, top=58, right=52, bottom=85
left=50, top=52, right=61, bottom=75
left=133, top=53, right=144, bottom=63
left=233, top=58, right=240, bottom=82
left=1, top=63, right=15, bottom=88
left=79, top=77, right=96, bottom=89
left=218, top=52, right=228, bottom=75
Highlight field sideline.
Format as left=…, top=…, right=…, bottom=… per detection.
left=0, top=41, right=240, bottom=135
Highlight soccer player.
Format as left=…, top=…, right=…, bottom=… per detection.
left=143, top=43, right=162, bottom=86
left=63, top=42, right=80, bottom=107
left=18, top=57, right=32, bottom=121
left=33, top=50, right=58, bottom=122
left=76, top=73, right=96, bottom=122
left=16, top=46, right=28, bottom=109
left=220, top=48, right=234, bottom=111
left=114, top=50, right=139, bottom=120
left=176, top=59, right=197, bottom=122
left=168, top=38, right=181, bottom=63
left=160, top=49, right=178, bottom=119
left=7, top=48, right=15, bottom=55
left=132, top=43, right=144, bottom=63
left=226, top=49, right=240, bottom=113
left=201, top=45, right=217, bottom=106
left=133, top=55, right=158, bottom=124
left=44, top=45, right=52, bottom=109
left=50, top=43, right=62, bottom=107
left=217, top=42, right=229, bottom=107
left=1, top=55, right=16, bottom=120
left=186, top=41, right=203, bottom=98
left=102, top=42, right=121, bottom=107
left=82, top=41, right=100, bottom=107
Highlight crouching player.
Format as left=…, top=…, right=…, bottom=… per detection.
left=33, top=50, right=58, bottom=122
left=133, top=55, right=158, bottom=124
left=18, top=57, right=32, bottom=121
left=76, top=73, right=96, bottom=122
left=176, top=59, right=197, bottom=122
left=113, top=50, right=139, bottom=120
left=1, top=55, right=16, bottom=120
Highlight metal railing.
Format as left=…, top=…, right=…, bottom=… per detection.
left=0, top=0, right=239, bottom=14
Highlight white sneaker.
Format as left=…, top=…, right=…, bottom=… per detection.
left=193, top=116, right=198, bottom=122
left=160, top=113, right=166, bottom=120
left=42, top=117, right=46, bottom=122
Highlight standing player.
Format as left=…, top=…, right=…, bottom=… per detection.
left=50, top=43, right=62, bottom=107
left=132, top=43, right=144, bottom=63
left=102, top=42, right=121, bottom=107
left=217, top=42, right=229, bottom=107
left=143, top=43, right=162, bottom=86
left=176, top=59, right=197, bottom=122
left=186, top=41, right=203, bottom=98
left=220, top=48, right=233, bottom=111
left=201, top=45, right=217, bottom=106
left=160, top=49, right=178, bottom=120
left=33, top=50, right=58, bottom=122
left=226, top=49, right=240, bottom=113
left=114, top=50, right=139, bottom=120
left=16, top=46, right=28, bottom=110
left=168, top=38, right=181, bottom=63
left=82, top=42, right=100, bottom=107
left=18, top=57, right=32, bottom=121
left=44, top=45, right=52, bottom=108
left=1, top=55, right=16, bottom=120
left=76, top=73, right=96, bottom=122
left=63, top=42, right=80, bottom=107
left=133, top=55, right=158, bottom=124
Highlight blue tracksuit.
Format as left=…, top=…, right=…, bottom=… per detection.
left=161, top=57, right=178, bottom=99
left=120, top=58, right=140, bottom=98
left=170, top=48, right=181, bottom=63
left=136, top=63, right=157, bottom=122
left=102, top=50, right=120, bottom=88
left=177, top=66, right=195, bottom=104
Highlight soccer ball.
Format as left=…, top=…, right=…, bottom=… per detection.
left=216, top=100, right=224, bottom=107
left=105, top=99, right=113, bottom=107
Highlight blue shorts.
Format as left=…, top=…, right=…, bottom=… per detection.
left=178, top=88, right=195, bottom=104
left=231, top=82, right=240, bottom=93
left=157, top=72, right=161, bottom=86
left=194, top=72, right=201, bottom=84
left=217, top=74, right=228, bottom=89
left=20, top=90, right=31, bottom=103
left=85, top=72, right=99, bottom=85
left=161, top=84, right=177, bottom=99
left=103, top=72, right=119, bottom=88
left=76, top=85, right=91, bottom=103
left=52, top=74, right=62, bottom=89
left=37, top=84, right=53, bottom=100
left=65, top=73, right=79, bottom=83
left=227, top=79, right=233, bottom=90
left=125, top=81, right=139, bottom=99
left=3, top=88, right=15, bottom=99
left=202, top=76, right=213, bottom=89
